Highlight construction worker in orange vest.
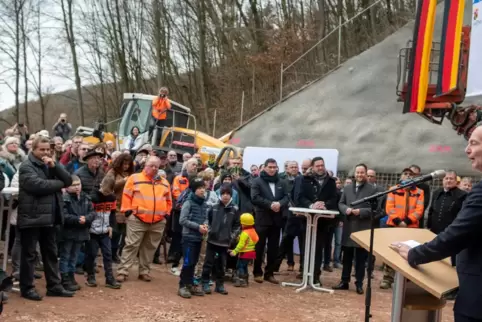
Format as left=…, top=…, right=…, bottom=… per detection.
left=380, top=167, right=424, bottom=289
left=151, top=87, right=171, bottom=146
left=116, top=156, right=172, bottom=283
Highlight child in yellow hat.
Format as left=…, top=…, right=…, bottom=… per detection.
left=229, top=213, right=259, bottom=287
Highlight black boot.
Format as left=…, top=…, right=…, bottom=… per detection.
left=105, top=276, right=121, bottom=289
left=61, top=273, right=77, bottom=292
left=85, top=274, right=97, bottom=287
left=68, top=272, right=81, bottom=291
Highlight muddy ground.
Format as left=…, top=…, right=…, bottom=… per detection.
left=1, top=260, right=454, bottom=322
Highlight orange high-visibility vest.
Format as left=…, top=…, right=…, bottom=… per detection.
left=171, top=174, right=189, bottom=200
left=385, top=186, right=424, bottom=228
left=121, top=172, right=172, bottom=224
left=152, top=97, right=172, bottom=120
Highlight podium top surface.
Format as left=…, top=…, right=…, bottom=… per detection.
left=289, top=207, right=339, bottom=216
left=351, top=228, right=458, bottom=299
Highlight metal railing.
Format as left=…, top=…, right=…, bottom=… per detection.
left=276, top=0, right=419, bottom=107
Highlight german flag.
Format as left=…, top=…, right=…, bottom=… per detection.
left=436, top=0, right=465, bottom=96
left=403, top=0, right=437, bottom=114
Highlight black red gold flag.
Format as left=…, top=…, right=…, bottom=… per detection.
left=436, top=0, right=465, bottom=96
left=403, top=0, right=437, bottom=113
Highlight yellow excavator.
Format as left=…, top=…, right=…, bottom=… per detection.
left=75, top=93, right=240, bottom=165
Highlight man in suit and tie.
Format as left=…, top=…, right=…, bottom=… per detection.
left=393, top=125, right=482, bottom=322
left=333, top=163, right=376, bottom=295
left=251, top=158, right=290, bottom=284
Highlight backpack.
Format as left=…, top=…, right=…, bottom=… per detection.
left=175, top=188, right=192, bottom=210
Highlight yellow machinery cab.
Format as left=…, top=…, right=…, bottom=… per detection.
left=117, top=93, right=193, bottom=152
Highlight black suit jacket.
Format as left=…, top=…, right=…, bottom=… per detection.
left=408, top=181, right=482, bottom=319
left=295, top=175, right=338, bottom=211
left=250, top=176, right=290, bottom=228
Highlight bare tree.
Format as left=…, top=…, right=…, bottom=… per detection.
left=60, top=0, right=85, bottom=125
left=20, top=0, right=30, bottom=127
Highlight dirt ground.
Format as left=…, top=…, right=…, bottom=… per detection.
left=1, top=260, right=455, bottom=322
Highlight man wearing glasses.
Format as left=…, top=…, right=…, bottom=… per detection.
left=59, top=136, right=83, bottom=166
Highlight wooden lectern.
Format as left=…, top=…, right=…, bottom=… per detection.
left=351, top=228, right=458, bottom=322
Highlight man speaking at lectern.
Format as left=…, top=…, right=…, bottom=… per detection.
left=393, top=126, right=482, bottom=322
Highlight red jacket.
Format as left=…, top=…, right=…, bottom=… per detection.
left=60, top=147, right=73, bottom=165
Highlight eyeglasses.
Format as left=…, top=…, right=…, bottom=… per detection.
left=73, top=141, right=82, bottom=144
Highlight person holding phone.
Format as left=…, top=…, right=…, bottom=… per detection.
left=52, top=113, right=72, bottom=141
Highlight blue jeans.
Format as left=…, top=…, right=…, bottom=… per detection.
left=236, top=258, right=250, bottom=277
left=179, top=239, right=202, bottom=287
left=59, top=240, right=82, bottom=274
left=333, top=225, right=342, bottom=265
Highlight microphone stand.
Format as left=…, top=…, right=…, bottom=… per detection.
left=351, top=180, right=424, bottom=322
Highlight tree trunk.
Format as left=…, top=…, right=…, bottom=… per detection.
left=61, top=0, right=85, bottom=125
left=21, top=3, right=29, bottom=127
left=197, top=0, right=211, bottom=133
left=152, top=0, right=164, bottom=88
left=14, top=0, right=21, bottom=124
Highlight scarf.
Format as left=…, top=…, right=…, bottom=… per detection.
left=260, top=170, right=279, bottom=183
left=313, top=172, right=327, bottom=186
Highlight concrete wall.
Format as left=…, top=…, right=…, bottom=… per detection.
left=232, top=0, right=482, bottom=175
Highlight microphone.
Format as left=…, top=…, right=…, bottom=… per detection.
left=406, top=169, right=446, bottom=185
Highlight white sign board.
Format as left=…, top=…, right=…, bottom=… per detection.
left=242, top=147, right=339, bottom=175
left=467, top=0, right=482, bottom=97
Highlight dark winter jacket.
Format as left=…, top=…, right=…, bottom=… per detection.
left=75, top=165, right=105, bottom=198
left=294, top=173, right=338, bottom=230
left=17, top=153, right=72, bottom=229
left=61, top=192, right=95, bottom=241
left=207, top=198, right=240, bottom=248
left=250, top=171, right=290, bottom=228
left=179, top=193, right=208, bottom=243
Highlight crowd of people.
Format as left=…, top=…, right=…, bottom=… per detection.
left=0, top=112, right=474, bottom=305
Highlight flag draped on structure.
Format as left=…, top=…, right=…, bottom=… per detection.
left=436, top=0, right=465, bottom=96
left=403, top=0, right=438, bottom=114
left=467, top=0, right=482, bottom=97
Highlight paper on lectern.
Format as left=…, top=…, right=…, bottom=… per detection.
left=400, top=240, right=421, bottom=248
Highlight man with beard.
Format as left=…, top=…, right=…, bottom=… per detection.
left=333, top=163, right=375, bottom=295
left=167, top=150, right=182, bottom=176
left=295, top=157, right=338, bottom=285
left=251, top=158, right=290, bottom=284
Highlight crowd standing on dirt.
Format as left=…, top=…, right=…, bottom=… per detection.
left=0, top=110, right=473, bottom=304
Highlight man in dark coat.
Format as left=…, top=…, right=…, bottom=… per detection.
left=295, top=157, right=338, bottom=285
left=75, top=149, right=105, bottom=199
left=333, top=163, right=376, bottom=295
left=251, top=158, right=290, bottom=284
left=18, top=136, right=73, bottom=301
left=393, top=126, right=482, bottom=322
left=426, top=170, right=466, bottom=266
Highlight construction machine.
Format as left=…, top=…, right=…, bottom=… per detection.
left=117, top=93, right=240, bottom=163
left=74, top=93, right=240, bottom=165
left=396, top=1, right=480, bottom=140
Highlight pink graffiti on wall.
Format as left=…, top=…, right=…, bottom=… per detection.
left=429, top=145, right=452, bottom=153
left=297, top=140, right=315, bottom=147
